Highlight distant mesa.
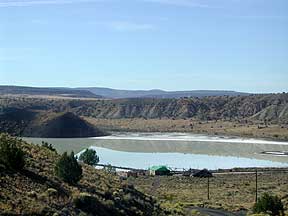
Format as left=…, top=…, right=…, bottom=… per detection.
left=0, top=85, right=102, bottom=99
left=0, top=85, right=249, bottom=99
left=77, top=87, right=249, bottom=99
left=0, top=109, right=108, bottom=138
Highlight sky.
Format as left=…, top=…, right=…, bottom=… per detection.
left=0, top=0, right=288, bottom=93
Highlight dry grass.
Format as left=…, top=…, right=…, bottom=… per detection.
left=129, top=172, right=288, bottom=214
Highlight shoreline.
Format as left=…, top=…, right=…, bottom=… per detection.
left=90, top=131, right=288, bottom=145
left=85, top=117, right=288, bottom=142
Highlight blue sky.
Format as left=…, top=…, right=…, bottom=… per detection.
left=0, top=0, right=287, bottom=93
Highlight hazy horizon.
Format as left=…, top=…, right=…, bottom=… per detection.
left=0, top=84, right=287, bottom=94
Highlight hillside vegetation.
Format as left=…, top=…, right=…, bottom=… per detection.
left=0, top=134, right=165, bottom=215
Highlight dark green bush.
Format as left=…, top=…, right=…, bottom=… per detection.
left=0, top=133, right=25, bottom=170
left=79, top=148, right=99, bottom=166
left=73, top=193, right=98, bottom=213
left=73, top=193, right=118, bottom=215
left=55, top=152, right=82, bottom=184
left=253, top=193, right=284, bottom=216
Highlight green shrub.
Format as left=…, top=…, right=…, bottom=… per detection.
left=73, top=193, right=98, bottom=213
left=73, top=193, right=117, bottom=215
left=253, top=193, right=284, bottom=216
left=0, top=133, right=25, bottom=170
left=79, top=149, right=99, bottom=166
left=55, top=152, right=82, bottom=184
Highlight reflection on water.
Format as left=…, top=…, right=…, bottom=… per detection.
left=76, top=146, right=287, bottom=170
left=24, top=132, right=288, bottom=169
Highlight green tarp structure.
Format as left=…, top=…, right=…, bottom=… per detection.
left=149, top=165, right=169, bottom=171
left=149, top=165, right=170, bottom=175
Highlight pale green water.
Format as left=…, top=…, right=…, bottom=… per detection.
left=24, top=132, right=288, bottom=170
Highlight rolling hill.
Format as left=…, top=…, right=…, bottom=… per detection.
left=78, top=87, right=249, bottom=99
left=0, top=85, right=249, bottom=99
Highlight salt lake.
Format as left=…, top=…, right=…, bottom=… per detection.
left=24, top=132, right=288, bottom=170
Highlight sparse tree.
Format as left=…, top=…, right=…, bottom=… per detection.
left=253, top=193, right=284, bottom=216
left=0, top=133, right=25, bottom=170
left=79, top=149, right=99, bottom=166
left=55, top=152, right=82, bottom=184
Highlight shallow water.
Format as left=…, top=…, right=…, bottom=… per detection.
left=24, top=132, right=288, bottom=170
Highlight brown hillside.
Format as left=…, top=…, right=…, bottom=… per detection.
left=0, top=134, right=165, bottom=215
left=25, top=112, right=108, bottom=138
left=0, top=109, right=108, bottom=138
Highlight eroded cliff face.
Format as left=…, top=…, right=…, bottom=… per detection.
left=71, top=94, right=288, bottom=122
left=1, top=93, right=288, bottom=123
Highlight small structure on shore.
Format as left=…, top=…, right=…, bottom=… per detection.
left=193, top=169, right=213, bottom=178
left=149, top=165, right=170, bottom=176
